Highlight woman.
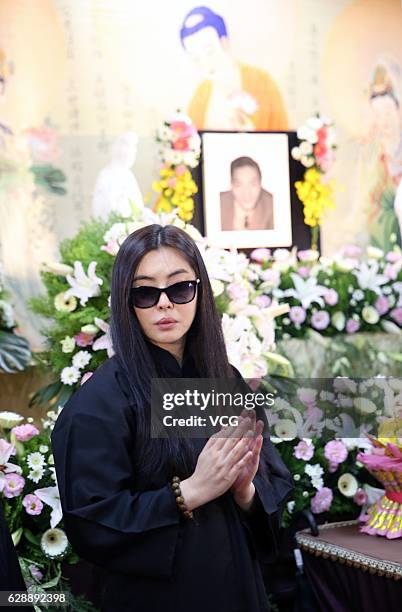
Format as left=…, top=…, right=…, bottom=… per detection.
left=51, top=224, right=292, bottom=611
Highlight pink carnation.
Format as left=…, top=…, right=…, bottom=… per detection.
left=298, top=266, right=310, bottom=278
left=74, top=332, right=96, bottom=347
left=374, top=295, right=389, bottom=315
left=311, top=487, right=333, bottom=513
left=293, top=439, right=314, bottom=461
left=324, top=440, right=348, bottom=465
left=384, top=264, right=398, bottom=280
left=3, top=473, right=25, bottom=498
left=353, top=488, right=368, bottom=506
left=390, top=307, right=402, bottom=326
left=386, top=251, right=402, bottom=263
left=250, top=248, right=271, bottom=263
left=11, top=424, right=39, bottom=442
left=346, top=319, right=360, bottom=334
left=253, top=295, right=271, bottom=308
left=227, top=283, right=248, bottom=301
left=22, top=493, right=43, bottom=516
left=324, top=289, right=339, bottom=306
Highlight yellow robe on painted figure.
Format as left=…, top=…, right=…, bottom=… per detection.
left=188, top=64, right=289, bottom=131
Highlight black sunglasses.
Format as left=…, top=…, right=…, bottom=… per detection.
left=130, top=278, right=200, bottom=309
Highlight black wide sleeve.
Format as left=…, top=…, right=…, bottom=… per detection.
left=50, top=365, right=181, bottom=578
left=230, top=365, right=294, bottom=563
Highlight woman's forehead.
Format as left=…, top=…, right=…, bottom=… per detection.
left=135, top=247, right=193, bottom=278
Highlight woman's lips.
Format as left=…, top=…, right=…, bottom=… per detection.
left=155, top=319, right=177, bottom=330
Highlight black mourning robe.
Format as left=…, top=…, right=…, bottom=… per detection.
left=51, top=342, right=293, bottom=612
left=0, top=504, right=34, bottom=612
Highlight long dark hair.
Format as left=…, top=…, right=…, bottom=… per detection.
left=110, top=223, right=234, bottom=483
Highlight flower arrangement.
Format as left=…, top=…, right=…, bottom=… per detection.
left=248, top=244, right=402, bottom=344
left=0, top=265, right=31, bottom=373
left=267, top=376, right=402, bottom=523
left=0, top=410, right=94, bottom=607
left=30, top=207, right=290, bottom=407
left=291, top=115, right=337, bottom=249
left=152, top=112, right=200, bottom=222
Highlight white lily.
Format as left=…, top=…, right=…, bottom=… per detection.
left=34, top=485, right=62, bottom=529
left=92, top=318, right=115, bottom=357
left=0, top=440, right=22, bottom=492
left=65, top=261, right=103, bottom=306
left=284, top=273, right=327, bottom=309
left=353, top=262, right=387, bottom=295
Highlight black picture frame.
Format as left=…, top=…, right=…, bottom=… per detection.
left=191, top=130, right=319, bottom=255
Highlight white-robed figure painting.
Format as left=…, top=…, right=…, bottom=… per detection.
left=92, top=132, right=144, bottom=221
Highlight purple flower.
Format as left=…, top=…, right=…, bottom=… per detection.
left=386, top=251, right=402, bottom=263
left=22, top=493, right=43, bottom=516
left=289, top=306, right=307, bottom=325
left=293, top=439, right=314, bottom=461
left=324, top=440, right=348, bottom=465
left=298, top=266, right=310, bottom=278
left=384, top=264, right=398, bottom=280
left=250, top=248, right=271, bottom=263
left=374, top=295, right=389, bottom=315
left=227, top=283, right=249, bottom=302
left=3, top=473, right=25, bottom=498
left=390, top=307, right=402, bottom=326
left=311, top=487, right=333, bottom=513
left=324, top=289, right=339, bottom=306
left=252, top=295, right=271, bottom=308
left=29, top=565, right=43, bottom=582
left=346, top=318, right=360, bottom=334
left=298, top=249, right=319, bottom=262
left=328, top=461, right=339, bottom=473
left=311, top=310, right=330, bottom=330
left=11, top=424, right=39, bottom=442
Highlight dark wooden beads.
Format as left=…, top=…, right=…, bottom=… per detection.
left=171, top=476, right=194, bottom=520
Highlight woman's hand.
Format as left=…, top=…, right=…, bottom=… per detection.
left=230, top=410, right=264, bottom=511
left=180, top=416, right=255, bottom=511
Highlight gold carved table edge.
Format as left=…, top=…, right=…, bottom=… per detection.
left=295, top=520, right=402, bottom=581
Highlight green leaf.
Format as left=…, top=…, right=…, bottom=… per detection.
left=24, top=528, right=40, bottom=546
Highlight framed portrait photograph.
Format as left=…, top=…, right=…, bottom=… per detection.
left=200, top=131, right=292, bottom=249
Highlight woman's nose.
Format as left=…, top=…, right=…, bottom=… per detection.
left=156, top=290, right=173, bottom=308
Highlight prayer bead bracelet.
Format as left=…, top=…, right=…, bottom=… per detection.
left=171, top=476, right=194, bottom=520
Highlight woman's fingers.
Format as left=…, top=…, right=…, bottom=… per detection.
left=214, top=416, right=251, bottom=451
left=226, top=435, right=252, bottom=468
left=227, top=450, right=253, bottom=479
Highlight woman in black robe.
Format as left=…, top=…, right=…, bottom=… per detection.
left=51, top=223, right=293, bottom=612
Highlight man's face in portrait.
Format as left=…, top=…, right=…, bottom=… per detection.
left=231, top=165, right=262, bottom=210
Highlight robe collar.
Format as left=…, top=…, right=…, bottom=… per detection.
left=144, top=338, right=198, bottom=378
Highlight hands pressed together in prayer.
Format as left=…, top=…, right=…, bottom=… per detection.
left=180, top=409, right=264, bottom=512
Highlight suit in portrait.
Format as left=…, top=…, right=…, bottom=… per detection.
left=220, top=188, right=274, bottom=231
